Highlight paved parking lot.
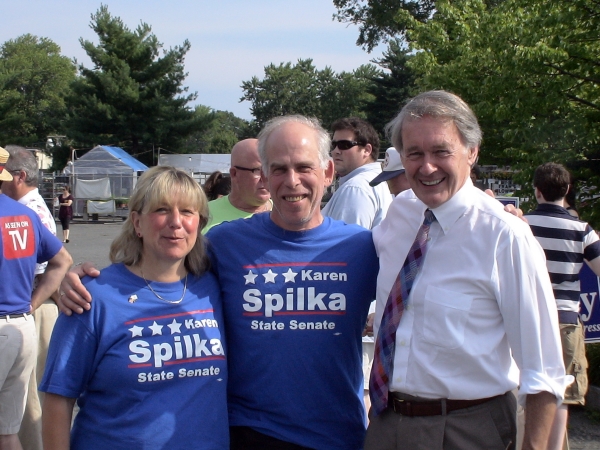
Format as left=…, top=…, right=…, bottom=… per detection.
left=63, top=220, right=124, bottom=269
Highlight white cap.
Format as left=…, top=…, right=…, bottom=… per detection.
left=370, top=147, right=405, bottom=186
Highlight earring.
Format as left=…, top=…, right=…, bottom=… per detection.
left=137, top=232, right=142, bottom=237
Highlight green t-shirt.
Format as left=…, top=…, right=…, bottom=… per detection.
left=202, top=195, right=255, bottom=234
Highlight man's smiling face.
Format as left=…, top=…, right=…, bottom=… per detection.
left=400, top=116, right=478, bottom=208
left=263, top=121, right=334, bottom=231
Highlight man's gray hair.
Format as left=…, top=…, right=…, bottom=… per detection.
left=386, top=90, right=482, bottom=152
left=5, top=145, right=39, bottom=186
left=257, top=115, right=332, bottom=171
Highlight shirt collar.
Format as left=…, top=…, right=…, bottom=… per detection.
left=339, top=162, right=382, bottom=186
left=429, top=179, right=473, bottom=234
left=17, top=188, right=40, bottom=206
left=535, top=203, right=570, bottom=215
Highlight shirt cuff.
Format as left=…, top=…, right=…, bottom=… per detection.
left=517, top=370, right=574, bottom=406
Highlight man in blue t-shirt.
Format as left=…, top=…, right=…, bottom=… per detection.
left=0, top=146, right=72, bottom=450
left=208, top=116, right=379, bottom=449
left=61, top=116, right=378, bottom=449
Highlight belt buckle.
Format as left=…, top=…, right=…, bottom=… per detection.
left=394, top=397, right=414, bottom=416
left=391, top=397, right=404, bottom=414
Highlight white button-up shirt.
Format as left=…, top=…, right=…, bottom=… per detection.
left=19, top=188, right=57, bottom=274
left=372, top=180, right=571, bottom=404
left=322, top=162, right=392, bottom=230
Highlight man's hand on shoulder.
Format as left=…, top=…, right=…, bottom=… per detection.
left=485, top=189, right=526, bottom=222
left=58, top=262, right=99, bottom=316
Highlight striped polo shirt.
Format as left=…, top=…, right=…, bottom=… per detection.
left=526, top=203, right=600, bottom=313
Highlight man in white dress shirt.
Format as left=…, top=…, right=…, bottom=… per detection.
left=365, top=90, right=570, bottom=450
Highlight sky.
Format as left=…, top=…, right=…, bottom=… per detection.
left=0, top=0, right=384, bottom=121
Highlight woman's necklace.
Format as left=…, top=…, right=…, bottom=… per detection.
left=140, top=269, right=188, bottom=304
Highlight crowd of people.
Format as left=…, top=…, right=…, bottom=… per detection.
left=1, top=90, right=598, bottom=450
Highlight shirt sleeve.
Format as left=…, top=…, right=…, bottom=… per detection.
left=39, top=311, right=99, bottom=398
left=494, top=227, right=573, bottom=405
left=583, top=225, right=600, bottom=262
left=36, top=214, right=63, bottom=264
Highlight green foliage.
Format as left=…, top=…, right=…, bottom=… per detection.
left=179, top=106, right=251, bottom=154
left=240, top=58, right=378, bottom=131
left=396, top=0, right=600, bottom=225
left=0, top=34, right=76, bottom=147
left=363, top=40, right=416, bottom=152
left=66, top=5, right=202, bottom=163
left=588, top=343, right=600, bottom=387
left=332, top=0, right=435, bottom=52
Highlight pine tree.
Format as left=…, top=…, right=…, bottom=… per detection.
left=67, top=6, right=203, bottom=161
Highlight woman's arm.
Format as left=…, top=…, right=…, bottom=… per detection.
left=42, top=393, right=76, bottom=450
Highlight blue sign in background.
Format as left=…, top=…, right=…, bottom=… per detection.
left=580, top=264, right=600, bottom=343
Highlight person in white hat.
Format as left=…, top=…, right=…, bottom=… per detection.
left=369, top=147, right=411, bottom=196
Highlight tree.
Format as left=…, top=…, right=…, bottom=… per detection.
left=332, top=0, right=435, bottom=52
left=179, top=106, right=251, bottom=154
left=0, top=34, right=76, bottom=147
left=66, top=5, right=202, bottom=162
left=399, top=0, right=600, bottom=223
left=240, top=59, right=378, bottom=130
left=363, top=39, right=416, bottom=149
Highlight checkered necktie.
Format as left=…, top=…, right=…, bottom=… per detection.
left=369, top=209, right=436, bottom=415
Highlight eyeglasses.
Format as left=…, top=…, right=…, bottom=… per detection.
left=234, top=166, right=262, bottom=178
left=331, top=140, right=360, bottom=151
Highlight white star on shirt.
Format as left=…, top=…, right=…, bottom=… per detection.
left=263, top=269, right=277, bottom=283
left=244, top=270, right=258, bottom=285
left=129, top=325, right=143, bottom=337
left=283, top=268, right=298, bottom=283
left=167, top=319, right=182, bottom=334
left=149, top=321, right=163, bottom=335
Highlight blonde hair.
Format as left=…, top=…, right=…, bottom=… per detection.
left=109, top=166, right=210, bottom=276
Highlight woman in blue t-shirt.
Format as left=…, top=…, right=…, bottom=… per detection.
left=41, top=166, right=229, bottom=449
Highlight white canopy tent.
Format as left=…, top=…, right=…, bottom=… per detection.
left=158, top=154, right=231, bottom=182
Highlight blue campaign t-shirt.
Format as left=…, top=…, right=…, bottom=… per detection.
left=207, top=214, right=378, bottom=449
left=0, top=194, right=63, bottom=314
left=40, top=263, right=229, bottom=450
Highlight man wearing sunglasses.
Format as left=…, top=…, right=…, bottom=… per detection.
left=322, top=117, right=393, bottom=230
left=203, top=138, right=272, bottom=232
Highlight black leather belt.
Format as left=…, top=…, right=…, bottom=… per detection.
left=0, top=312, right=31, bottom=319
left=388, top=393, right=501, bottom=416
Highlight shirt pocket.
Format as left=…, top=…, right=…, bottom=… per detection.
left=422, top=285, right=473, bottom=349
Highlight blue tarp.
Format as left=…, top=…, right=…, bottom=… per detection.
left=101, top=146, right=148, bottom=172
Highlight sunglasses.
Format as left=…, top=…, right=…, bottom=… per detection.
left=331, top=140, right=360, bottom=151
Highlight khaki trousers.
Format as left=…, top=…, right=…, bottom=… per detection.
left=18, top=301, right=58, bottom=450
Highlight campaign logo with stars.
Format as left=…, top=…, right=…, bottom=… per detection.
left=125, top=309, right=225, bottom=373
left=240, top=262, right=350, bottom=318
